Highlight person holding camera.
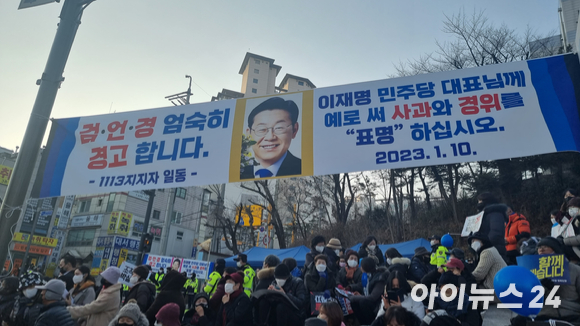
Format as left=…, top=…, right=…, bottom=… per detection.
left=182, top=293, right=216, bottom=326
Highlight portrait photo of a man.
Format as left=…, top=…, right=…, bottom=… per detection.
left=240, top=96, right=302, bottom=179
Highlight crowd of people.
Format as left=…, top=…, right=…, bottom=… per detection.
left=1, top=190, right=580, bottom=326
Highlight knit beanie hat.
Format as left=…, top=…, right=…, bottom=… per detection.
left=133, top=265, right=149, bottom=280
left=116, top=302, right=144, bottom=325
left=101, top=267, right=121, bottom=284
left=155, top=303, right=181, bottom=326
left=537, top=237, right=563, bottom=255
left=360, top=257, right=377, bottom=273
left=438, top=271, right=459, bottom=287
left=274, top=264, right=290, bottom=278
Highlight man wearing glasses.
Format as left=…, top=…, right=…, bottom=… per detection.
left=241, top=97, right=301, bottom=179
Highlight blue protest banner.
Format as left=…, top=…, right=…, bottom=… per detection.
left=516, top=254, right=570, bottom=284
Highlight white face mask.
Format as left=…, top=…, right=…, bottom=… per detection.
left=154, top=322, right=161, bottom=326
left=236, top=261, right=242, bottom=268
left=316, top=246, right=325, bottom=253
left=130, top=276, right=139, bottom=284
left=471, top=241, right=482, bottom=252
left=386, top=258, right=392, bottom=265
left=367, top=245, right=376, bottom=251
left=316, top=264, right=327, bottom=272
left=335, top=249, right=341, bottom=256
left=569, top=207, right=580, bottom=217
left=73, top=275, right=83, bottom=284
left=551, top=218, right=557, bottom=225
left=276, top=278, right=286, bottom=287
left=224, top=283, right=235, bottom=294
left=347, top=260, right=357, bottom=268
left=23, top=288, right=37, bottom=298
left=430, top=240, right=437, bottom=246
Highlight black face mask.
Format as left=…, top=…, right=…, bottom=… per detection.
left=60, top=267, right=68, bottom=274
left=566, top=196, right=573, bottom=202
left=477, top=202, right=486, bottom=211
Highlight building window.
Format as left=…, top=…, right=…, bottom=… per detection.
left=254, top=59, right=260, bottom=64
left=132, top=221, right=144, bottom=237
left=253, top=78, right=258, bottom=84
left=152, top=210, right=160, bottom=220
left=171, top=211, right=182, bottom=225
left=66, top=229, right=96, bottom=247
left=97, top=199, right=103, bottom=207
left=176, top=188, right=186, bottom=199
left=251, top=88, right=257, bottom=94
left=298, top=81, right=304, bottom=86
left=254, top=68, right=259, bottom=74
left=177, top=231, right=184, bottom=240
left=106, top=193, right=116, bottom=212
left=78, top=200, right=91, bottom=213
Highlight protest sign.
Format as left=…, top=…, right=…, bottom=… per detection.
left=517, top=254, right=571, bottom=284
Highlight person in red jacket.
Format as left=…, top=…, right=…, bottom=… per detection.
left=504, top=205, right=531, bottom=265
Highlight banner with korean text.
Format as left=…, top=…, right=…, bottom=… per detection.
left=33, top=54, right=580, bottom=197
left=143, top=254, right=210, bottom=279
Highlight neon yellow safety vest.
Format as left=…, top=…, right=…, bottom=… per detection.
left=155, top=273, right=165, bottom=292
left=240, top=264, right=255, bottom=297
left=203, top=271, right=221, bottom=297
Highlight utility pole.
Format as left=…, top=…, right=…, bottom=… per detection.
left=136, top=189, right=155, bottom=265
left=0, top=0, right=95, bottom=270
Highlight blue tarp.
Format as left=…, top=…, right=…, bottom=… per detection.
left=224, top=246, right=311, bottom=269
left=349, top=238, right=432, bottom=259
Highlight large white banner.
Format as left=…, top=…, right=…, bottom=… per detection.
left=33, top=54, right=580, bottom=198
left=144, top=254, right=210, bottom=279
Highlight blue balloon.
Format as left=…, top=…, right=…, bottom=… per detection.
left=441, top=234, right=453, bottom=247
left=493, top=266, right=543, bottom=317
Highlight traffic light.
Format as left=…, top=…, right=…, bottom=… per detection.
left=140, top=233, right=153, bottom=253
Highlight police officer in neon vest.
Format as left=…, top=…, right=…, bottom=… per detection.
left=203, top=259, right=225, bottom=297
left=184, top=274, right=199, bottom=308
left=154, top=267, right=165, bottom=292
left=234, top=253, right=255, bottom=297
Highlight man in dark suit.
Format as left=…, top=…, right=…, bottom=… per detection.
left=241, top=97, right=301, bottom=179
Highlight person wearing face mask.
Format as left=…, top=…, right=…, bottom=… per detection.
left=255, top=255, right=280, bottom=291
left=145, top=271, right=186, bottom=326
left=233, top=254, right=254, bottom=297
left=124, top=265, right=156, bottom=313
left=34, top=279, right=75, bottom=326
left=0, top=277, right=19, bottom=325
left=154, top=303, right=181, bottom=326
left=338, top=251, right=363, bottom=290
left=475, top=192, right=509, bottom=262
left=468, top=232, right=506, bottom=293
left=256, top=264, right=308, bottom=326
left=358, top=236, right=385, bottom=267
left=556, top=188, right=578, bottom=221
left=67, top=267, right=122, bottom=326
left=107, top=300, right=149, bottom=326
left=504, top=205, right=531, bottom=266
left=429, top=272, right=481, bottom=326
left=558, top=197, right=580, bottom=263
left=208, top=268, right=237, bottom=312
left=408, top=247, right=433, bottom=283
left=215, top=273, right=252, bottom=326
left=68, top=266, right=96, bottom=308
left=203, top=260, right=225, bottom=297
left=57, top=256, right=77, bottom=292
left=182, top=293, right=215, bottom=326
left=348, top=258, right=388, bottom=325
left=384, top=248, right=403, bottom=268
left=326, top=238, right=343, bottom=269
left=305, top=255, right=336, bottom=296
left=377, top=271, right=424, bottom=320
left=184, top=274, right=199, bottom=309
left=11, top=272, right=45, bottom=326
left=305, top=235, right=338, bottom=275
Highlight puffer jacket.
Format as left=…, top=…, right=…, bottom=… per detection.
left=305, top=266, right=336, bottom=293
left=67, top=283, right=122, bottom=326
left=11, top=294, right=43, bottom=326
left=255, top=267, right=276, bottom=291
left=270, top=275, right=309, bottom=320
left=408, top=256, right=433, bottom=283
left=478, top=203, right=508, bottom=259
left=145, top=271, right=186, bottom=326
left=35, top=301, right=76, bottom=326
left=124, top=281, right=156, bottom=313
left=215, top=290, right=252, bottom=326
left=388, top=257, right=411, bottom=275
left=505, top=212, right=531, bottom=252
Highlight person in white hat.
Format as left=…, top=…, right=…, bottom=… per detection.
left=34, top=279, right=75, bottom=326
left=67, top=267, right=122, bottom=326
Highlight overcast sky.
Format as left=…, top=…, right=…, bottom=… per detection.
left=0, top=0, right=560, bottom=150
